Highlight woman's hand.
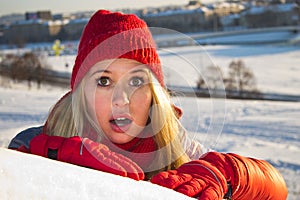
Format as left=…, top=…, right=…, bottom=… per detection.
left=151, top=158, right=228, bottom=199
left=29, top=134, right=145, bottom=180
left=151, top=152, right=288, bottom=200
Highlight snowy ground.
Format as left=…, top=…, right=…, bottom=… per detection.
left=41, top=44, right=300, bottom=95
left=0, top=44, right=299, bottom=199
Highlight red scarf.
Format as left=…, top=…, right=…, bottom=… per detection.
left=102, top=134, right=157, bottom=170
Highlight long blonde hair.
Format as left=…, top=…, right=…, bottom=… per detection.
left=44, top=71, right=189, bottom=173
left=148, top=78, right=189, bottom=172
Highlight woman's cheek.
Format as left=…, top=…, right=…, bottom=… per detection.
left=131, top=89, right=152, bottom=122
left=95, top=91, right=111, bottom=120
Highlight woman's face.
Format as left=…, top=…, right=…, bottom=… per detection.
left=84, top=59, right=152, bottom=144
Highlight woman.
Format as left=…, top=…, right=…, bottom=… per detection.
left=9, top=10, right=288, bottom=199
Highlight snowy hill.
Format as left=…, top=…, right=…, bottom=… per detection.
left=0, top=148, right=192, bottom=199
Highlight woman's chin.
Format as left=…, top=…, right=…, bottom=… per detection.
left=108, top=133, right=135, bottom=144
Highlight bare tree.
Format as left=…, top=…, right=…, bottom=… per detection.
left=10, top=52, right=42, bottom=89
left=10, top=56, right=27, bottom=82
left=225, top=59, right=260, bottom=97
left=1, top=51, right=52, bottom=89
left=196, top=65, right=224, bottom=90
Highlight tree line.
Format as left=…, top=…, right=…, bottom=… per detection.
left=0, top=52, right=51, bottom=89
left=196, top=59, right=261, bottom=98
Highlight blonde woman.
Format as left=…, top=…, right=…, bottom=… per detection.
left=9, top=10, right=287, bottom=199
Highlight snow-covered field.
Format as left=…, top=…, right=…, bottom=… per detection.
left=0, top=44, right=299, bottom=199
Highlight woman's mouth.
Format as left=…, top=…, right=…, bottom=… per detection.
left=109, top=117, right=132, bottom=133
left=110, top=117, right=132, bottom=126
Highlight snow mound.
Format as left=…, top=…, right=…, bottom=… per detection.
left=0, top=148, right=192, bottom=200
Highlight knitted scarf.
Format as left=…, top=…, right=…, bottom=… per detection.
left=102, top=134, right=157, bottom=171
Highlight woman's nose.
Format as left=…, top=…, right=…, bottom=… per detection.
left=112, top=86, right=130, bottom=107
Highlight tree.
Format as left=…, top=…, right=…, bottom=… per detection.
left=225, top=59, right=260, bottom=97
left=196, top=65, right=224, bottom=90
left=10, top=52, right=42, bottom=89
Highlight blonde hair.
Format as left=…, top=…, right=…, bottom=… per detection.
left=44, top=71, right=189, bottom=176
left=148, top=78, right=189, bottom=172
left=45, top=78, right=101, bottom=140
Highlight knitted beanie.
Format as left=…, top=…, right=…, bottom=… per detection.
left=71, top=10, right=164, bottom=90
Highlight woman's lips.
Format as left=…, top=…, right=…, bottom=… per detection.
left=109, top=116, right=132, bottom=133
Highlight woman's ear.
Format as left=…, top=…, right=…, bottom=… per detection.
left=172, top=105, right=183, bottom=119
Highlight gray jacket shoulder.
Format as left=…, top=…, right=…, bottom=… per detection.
left=8, top=126, right=43, bottom=149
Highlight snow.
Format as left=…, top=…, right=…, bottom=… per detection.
left=198, top=31, right=297, bottom=44
left=0, top=148, right=191, bottom=200
left=0, top=43, right=300, bottom=199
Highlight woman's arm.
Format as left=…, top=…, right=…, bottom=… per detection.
left=152, top=150, right=288, bottom=199
left=160, top=128, right=288, bottom=199
left=9, top=129, right=144, bottom=180
left=151, top=143, right=288, bottom=200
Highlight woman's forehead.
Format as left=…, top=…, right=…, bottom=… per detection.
left=89, top=58, right=150, bottom=74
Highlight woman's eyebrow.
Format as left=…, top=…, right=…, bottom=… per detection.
left=91, top=69, right=111, bottom=76
left=90, top=68, right=147, bottom=76
left=130, top=69, right=148, bottom=74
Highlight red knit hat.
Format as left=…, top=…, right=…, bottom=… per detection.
left=71, top=10, right=164, bottom=90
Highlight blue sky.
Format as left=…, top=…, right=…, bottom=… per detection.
left=0, top=0, right=190, bottom=16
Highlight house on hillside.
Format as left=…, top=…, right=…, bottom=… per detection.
left=142, top=8, right=213, bottom=33
left=0, top=10, right=91, bottom=46
left=62, top=18, right=89, bottom=40
left=142, top=1, right=245, bottom=33
left=240, top=3, right=299, bottom=28
left=2, top=19, right=67, bottom=47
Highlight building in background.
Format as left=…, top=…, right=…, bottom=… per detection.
left=0, top=1, right=298, bottom=46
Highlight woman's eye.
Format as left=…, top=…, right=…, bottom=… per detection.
left=97, top=77, right=111, bottom=86
left=129, top=77, right=144, bottom=87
